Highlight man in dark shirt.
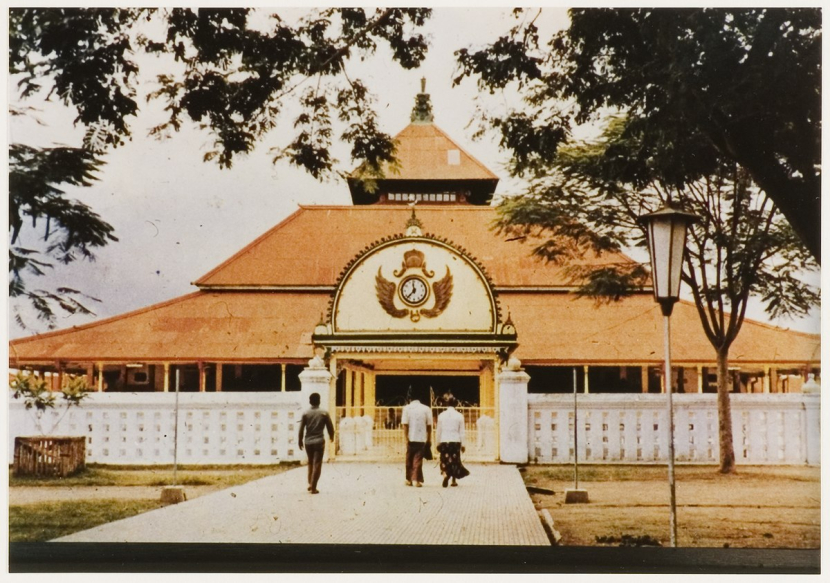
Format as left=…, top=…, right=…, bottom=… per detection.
left=298, top=392, right=335, bottom=494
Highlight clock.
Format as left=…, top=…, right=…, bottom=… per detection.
left=399, top=276, right=429, bottom=306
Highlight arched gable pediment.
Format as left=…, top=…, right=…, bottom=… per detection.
left=313, top=227, right=516, bottom=352
left=331, top=234, right=499, bottom=333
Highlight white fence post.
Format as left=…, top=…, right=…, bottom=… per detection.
left=298, top=356, right=333, bottom=413
left=498, top=358, right=530, bottom=464
left=804, top=394, right=820, bottom=464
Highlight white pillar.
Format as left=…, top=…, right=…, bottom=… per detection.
left=497, top=357, right=530, bottom=464
left=299, top=356, right=335, bottom=460
left=804, top=393, right=820, bottom=465
left=299, top=356, right=333, bottom=410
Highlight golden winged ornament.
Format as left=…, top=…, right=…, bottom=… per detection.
left=420, top=267, right=453, bottom=318
left=376, top=266, right=453, bottom=321
left=375, top=267, right=408, bottom=318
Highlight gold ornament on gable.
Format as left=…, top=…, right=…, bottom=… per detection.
left=376, top=249, right=453, bottom=322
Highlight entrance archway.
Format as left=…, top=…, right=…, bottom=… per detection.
left=332, top=357, right=498, bottom=462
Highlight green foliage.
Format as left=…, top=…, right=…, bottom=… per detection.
left=9, top=8, right=146, bottom=147
left=497, top=116, right=818, bottom=347
left=9, top=7, right=433, bottom=330
left=9, top=143, right=115, bottom=329
left=11, top=371, right=91, bottom=434
left=457, top=8, right=821, bottom=262
left=11, top=372, right=53, bottom=412
left=498, top=114, right=818, bottom=474
left=142, top=7, right=430, bottom=172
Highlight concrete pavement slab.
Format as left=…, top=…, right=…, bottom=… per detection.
left=54, top=462, right=549, bottom=545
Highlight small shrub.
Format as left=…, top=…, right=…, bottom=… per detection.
left=11, top=371, right=90, bottom=434
left=595, top=533, right=662, bottom=547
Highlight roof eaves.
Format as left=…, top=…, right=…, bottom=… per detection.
left=9, top=291, right=205, bottom=347
left=675, top=297, right=820, bottom=340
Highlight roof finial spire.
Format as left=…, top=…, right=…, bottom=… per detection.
left=411, top=78, right=434, bottom=124
left=405, top=202, right=423, bottom=236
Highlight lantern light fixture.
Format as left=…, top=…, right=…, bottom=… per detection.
left=639, top=204, right=699, bottom=316
left=639, top=201, right=699, bottom=548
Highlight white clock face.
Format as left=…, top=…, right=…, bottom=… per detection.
left=400, top=276, right=429, bottom=306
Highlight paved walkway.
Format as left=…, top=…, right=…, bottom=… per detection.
left=54, top=463, right=549, bottom=545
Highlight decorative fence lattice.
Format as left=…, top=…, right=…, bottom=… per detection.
left=9, top=392, right=306, bottom=465
left=8, top=391, right=820, bottom=466
left=528, top=393, right=820, bottom=465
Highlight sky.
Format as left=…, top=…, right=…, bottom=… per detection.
left=6, top=5, right=821, bottom=340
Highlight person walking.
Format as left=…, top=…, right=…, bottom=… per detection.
left=436, top=397, right=470, bottom=487
left=401, top=393, right=432, bottom=487
left=298, top=392, right=335, bottom=494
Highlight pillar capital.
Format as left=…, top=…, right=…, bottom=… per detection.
left=299, top=361, right=333, bottom=411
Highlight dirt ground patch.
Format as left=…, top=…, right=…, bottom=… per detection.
left=9, top=485, right=224, bottom=505
left=524, top=465, right=820, bottom=548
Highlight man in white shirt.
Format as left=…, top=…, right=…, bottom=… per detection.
left=401, top=394, right=432, bottom=487
left=436, top=397, right=470, bottom=487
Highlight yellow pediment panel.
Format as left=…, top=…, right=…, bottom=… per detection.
left=332, top=238, right=497, bottom=333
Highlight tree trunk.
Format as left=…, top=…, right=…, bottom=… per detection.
left=716, top=347, right=736, bottom=473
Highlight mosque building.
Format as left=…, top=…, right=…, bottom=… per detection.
left=9, top=87, right=820, bottom=465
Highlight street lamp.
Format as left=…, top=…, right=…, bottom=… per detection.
left=640, top=203, right=698, bottom=548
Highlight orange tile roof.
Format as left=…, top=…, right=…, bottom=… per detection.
left=351, top=123, right=499, bottom=182
left=9, top=292, right=326, bottom=363
left=506, top=293, right=820, bottom=365
left=195, top=205, right=636, bottom=288
left=9, top=290, right=818, bottom=366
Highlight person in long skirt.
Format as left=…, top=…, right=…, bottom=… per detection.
left=436, top=396, right=470, bottom=487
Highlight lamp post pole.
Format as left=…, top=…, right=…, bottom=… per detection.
left=573, top=367, right=579, bottom=490
left=640, top=203, right=698, bottom=548
left=174, top=367, right=180, bottom=486
left=565, top=365, right=588, bottom=503
left=663, top=314, right=677, bottom=547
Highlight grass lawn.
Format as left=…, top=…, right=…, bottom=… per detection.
left=9, top=463, right=295, bottom=488
left=9, top=464, right=295, bottom=542
left=10, top=499, right=165, bottom=542
left=522, top=464, right=818, bottom=484
left=522, top=464, right=821, bottom=548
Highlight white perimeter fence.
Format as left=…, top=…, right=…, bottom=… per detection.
left=528, top=393, right=820, bottom=465
left=8, top=392, right=820, bottom=465
left=8, top=392, right=306, bottom=465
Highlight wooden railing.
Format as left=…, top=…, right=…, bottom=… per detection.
left=13, top=436, right=86, bottom=477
